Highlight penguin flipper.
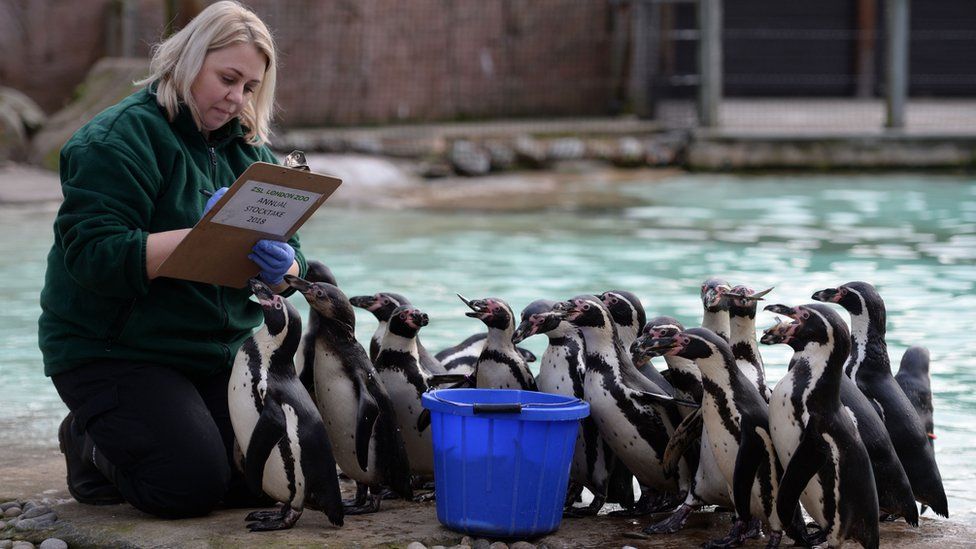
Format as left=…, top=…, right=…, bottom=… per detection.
left=417, top=408, right=431, bottom=433
left=244, top=402, right=287, bottom=497
left=606, top=455, right=636, bottom=508
left=516, top=346, right=537, bottom=363
left=663, top=408, right=703, bottom=477
left=776, top=426, right=828, bottom=529
left=731, top=423, right=765, bottom=522
left=355, top=385, right=380, bottom=473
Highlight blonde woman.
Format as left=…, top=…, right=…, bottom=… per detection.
left=39, top=2, right=305, bottom=518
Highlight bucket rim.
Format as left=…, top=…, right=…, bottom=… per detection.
left=422, top=388, right=590, bottom=421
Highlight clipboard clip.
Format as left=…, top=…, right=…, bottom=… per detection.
left=284, top=150, right=310, bottom=172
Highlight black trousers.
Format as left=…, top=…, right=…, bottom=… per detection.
left=52, top=360, right=265, bottom=518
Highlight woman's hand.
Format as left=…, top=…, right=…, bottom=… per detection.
left=249, top=240, right=296, bottom=286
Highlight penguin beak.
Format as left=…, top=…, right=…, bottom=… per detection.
left=761, top=317, right=799, bottom=345
left=703, top=285, right=732, bottom=308
left=248, top=277, right=275, bottom=306
left=731, top=286, right=774, bottom=301
left=512, top=319, right=534, bottom=344
left=459, top=294, right=491, bottom=319
left=405, top=309, right=429, bottom=329
left=634, top=335, right=678, bottom=357
left=763, top=303, right=798, bottom=318
left=283, top=274, right=311, bottom=294
left=811, top=287, right=841, bottom=303
left=349, top=295, right=377, bottom=310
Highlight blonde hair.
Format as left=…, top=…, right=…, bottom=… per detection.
left=136, top=1, right=276, bottom=145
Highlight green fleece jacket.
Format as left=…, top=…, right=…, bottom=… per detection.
left=38, top=86, right=307, bottom=377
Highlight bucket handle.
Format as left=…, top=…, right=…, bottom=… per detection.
left=429, top=392, right=584, bottom=414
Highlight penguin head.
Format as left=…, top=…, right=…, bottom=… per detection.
left=513, top=299, right=560, bottom=344
left=387, top=305, right=428, bottom=338
left=305, top=260, right=338, bottom=285
left=701, top=277, right=734, bottom=312
left=349, top=292, right=410, bottom=322
left=727, top=285, right=773, bottom=319
left=554, top=295, right=612, bottom=330
left=458, top=295, right=515, bottom=331
left=812, top=281, right=885, bottom=326
left=632, top=315, right=685, bottom=360
left=655, top=327, right=728, bottom=362
left=599, top=290, right=646, bottom=337
left=762, top=303, right=851, bottom=357
left=284, top=275, right=356, bottom=332
left=249, top=277, right=300, bottom=338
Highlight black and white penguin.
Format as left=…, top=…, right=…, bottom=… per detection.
left=762, top=303, right=918, bottom=529
left=348, top=292, right=448, bottom=375
left=760, top=302, right=883, bottom=548
left=294, top=259, right=339, bottom=399
left=513, top=299, right=634, bottom=516
left=434, top=331, right=537, bottom=375
left=700, top=277, right=735, bottom=342
left=459, top=295, right=538, bottom=391
left=646, top=327, right=806, bottom=548
left=228, top=278, right=344, bottom=531
left=728, top=285, right=773, bottom=402
left=553, top=295, right=693, bottom=518
left=896, top=346, right=936, bottom=449
left=813, top=281, right=949, bottom=517
left=372, top=305, right=443, bottom=480
left=285, top=276, right=413, bottom=514
left=633, top=317, right=733, bottom=535
left=599, top=290, right=674, bottom=395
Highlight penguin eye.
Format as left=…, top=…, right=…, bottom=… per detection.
left=314, top=289, right=325, bottom=298
left=274, top=301, right=283, bottom=310
left=800, top=311, right=811, bottom=319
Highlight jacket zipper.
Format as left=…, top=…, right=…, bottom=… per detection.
left=207, top=141, right=230, bottom=364
left=207, top=145, right=217, bottom=184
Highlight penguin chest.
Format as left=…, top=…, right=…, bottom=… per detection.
left=228, top=353, right=266, bottom=452
left=536, top=348, right=576, bottom=397
left=768, top=375, right=804, bottom=463
left=261, top=403, right=308, bottom=509
left=476, top=351, right=528, bottom=390
left=375, top=368, right=432, bottom=474
left=701, top=393, right=741, bottom=484
left=314, top=367, right=374, bottom=481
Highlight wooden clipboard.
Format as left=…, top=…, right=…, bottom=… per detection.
left=155, top=162, right=342, bottom=288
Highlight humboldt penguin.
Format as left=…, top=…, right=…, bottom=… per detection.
left=348, top=292, right=448, bottom=375
left=294, top=259, right=338, bottom=399
left=513, top=299, right=634, bottom=516
left=813, top=281, right=948, bottom=517
left=762, top=303, right=918, bottom=529
left=553, top=295, right=693, bottom=519
left=896, top=346, right=936, bottom=449
left=645, top=327, right=807, bottom=548
left=728, top=285, right=773, bottom=401
left=634, top=317, right=732, bottom=535
left=700, top=277, right=735, bottom=341
left=373, top=304, right=461, bottom=480
left=459, top=295, right=538, bottom=391
left=760, top=303, right=883, bottom=548
left=285, top=276, right=413, bottom=513
left=228, top=278, right=344, bottom=531
left=599, top=290, right=674, bottom=394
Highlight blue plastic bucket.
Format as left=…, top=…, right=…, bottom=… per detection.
left=421, top=388, right=589, bottom=539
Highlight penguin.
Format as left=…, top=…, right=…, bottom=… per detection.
left=700, top=277, right=735, bottom=342
left=348, top=292, right=448, bottom=375
left=633, top=317, right=733, bottom=535
left=553, top=295, right=694, bottom=519
left=227, top=278, right=344, bottom=531
left=599, top=290, right=674, bottom=395
left=284, top=276, right=413, bottom=514
left=762, top=303, right=918, bottom=529
left=372, top=304, right=445, bottom=479
left=895, top=346, right=936, bottom=449
left=434, top=331, right=537, bottom=374
left=294, top=259, right=338, bottom=399
left=759, top=302, right=882, bottom=549
left=645, top=327, right=807, bottom=548
left=728, top=285, right=773, bottom=402
left=458, top=295, right=538, bottom=391
left=513, top=299, right=634, bottom=516
left=813, top=281, right=949, bottom=517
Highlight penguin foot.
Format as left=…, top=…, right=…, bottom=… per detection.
left=764, top=530, right=783, bottom=549
left=412, top=490, right=436, bottom=503
left=743, top=517, right=763, bottom=540
left=920, top=504, right=929, bottom=516
left=701, top=518, right=750, bottom=549
left=344, top=494, right=381, bottom=515
left=563, top=482, right=584, bottom=508
left=804, top=523, right=826, bottom=546
left=609, top=491, right=680, bottom=517
left=245, top=504, right=302, bottom=531
left=642, top=503, right=693, bottom=534
left=563, top=495, right=605, bottom=518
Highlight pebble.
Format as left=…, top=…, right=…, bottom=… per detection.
left=2, top=508, right=20, bottom=518
left=39, top=540, right=68, bottom=549
left=511, top=543, right=536, bottom=549
left=21, top=506, right=51, bottom=520
left=472, top=539, right=491, bottom=549
left=0, top=520, right=5, bottom=529
left=406, top=542, right=427, bottom=549
left=0, top=541, right=11, bottom=549
left=448, top=545, right=471, bottom=549
left=489, top=542, right=509, bottom=549
left=0, top=502, right=20, bottom=512
left=11, top=542, right=34, bottom=549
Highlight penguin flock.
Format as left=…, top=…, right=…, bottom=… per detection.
left=227, top=266, right=946, bottom=548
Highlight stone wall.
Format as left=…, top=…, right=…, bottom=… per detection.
left=0, top=0, right=617, bottom=127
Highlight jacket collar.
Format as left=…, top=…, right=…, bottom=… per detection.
left=148, top=82, right=245, bottom=147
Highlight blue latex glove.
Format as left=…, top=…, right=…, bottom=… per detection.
left=249, top=240, right=296, bottom=285
left=202, top=187, right=228, bottom=218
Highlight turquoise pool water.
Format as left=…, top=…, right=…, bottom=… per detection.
left=2, top=173, right=973, bottom=522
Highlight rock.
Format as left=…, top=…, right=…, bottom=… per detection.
left=547, top=138, right=586, bottom=161
left=488, top=542, right=509, bottom=549
left=418, top=160, right=453, bottom=179
left=29, top=57, right=148, bottom=171
left=449, top=140, right=490, bottom=176
left=15, top=518, right=36, bottom=531
left=11, top=541, right=34, bottom=549
left=406, top=542, right=427, bottom=549
left=611, top=137, right=646, bottom=168
left=511, top=542, right=536, bottom=549
left=0, top=86, right=46, bottom=164
left=0, top=502, right=20, bottom=512
left=21, top=506, right=51, bottom=519
left=514, top=136, right=548, bottom=169
left=472, top=539, right=491, bottom=549
left=39, top=540, right=67, bottom=549
left=0, top=540, right=11, bottom=549
left=460, top=538, right=473, bottom=547
left=484, top=140, right=516, bottom=171
left=2, top=508, right=20, bottom=518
